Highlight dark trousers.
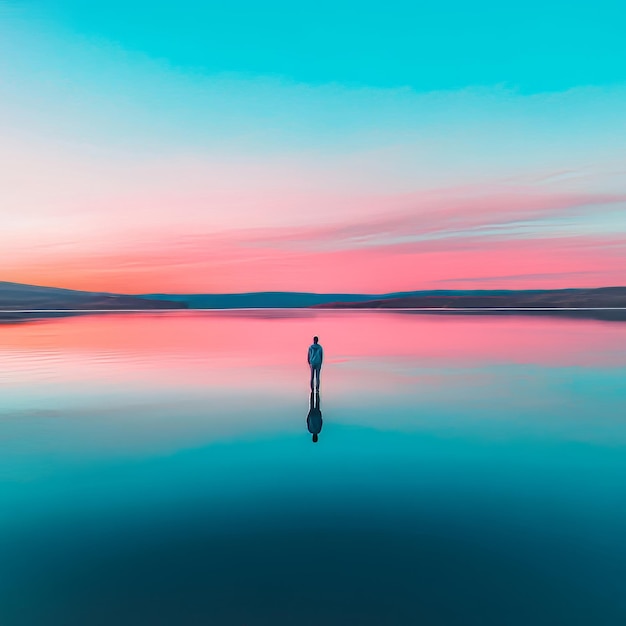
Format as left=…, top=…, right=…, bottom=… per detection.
left=310, top=365, right=321, bottom=390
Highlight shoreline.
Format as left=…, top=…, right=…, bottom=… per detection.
left=2, top=306, right=626, bottom=323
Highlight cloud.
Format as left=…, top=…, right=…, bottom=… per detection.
left=2, top=15, right=626, bottom=292
left=224, top=189, right=626, bottom=252
left=434, top=271, right=604, bottom=285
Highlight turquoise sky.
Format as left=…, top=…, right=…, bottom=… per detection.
left=1, top=1, right=625, bottom=293
left=19, top=0, right=626, bottom=92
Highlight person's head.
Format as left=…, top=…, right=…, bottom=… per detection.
left=312, top=433, right=319, bottom=443
left=313, top=336, right=319, bottom=344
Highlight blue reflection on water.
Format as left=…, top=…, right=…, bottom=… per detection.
left=1, top=313, right=625, bottom=625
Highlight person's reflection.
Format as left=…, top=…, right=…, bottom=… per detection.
left=306, top=391, right=323, bottom=443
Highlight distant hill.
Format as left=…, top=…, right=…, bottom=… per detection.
left=311, top=287, right=626, bottom=309
left=2, top=282, right=626, bottom=315
left=0, top=282, right=186, bottom=311
left=140, top=291, right=382, bottom=309
left=139, top=289, right=554, bottom=309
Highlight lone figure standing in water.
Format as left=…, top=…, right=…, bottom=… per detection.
left=307, top=336, right=324, bottom=391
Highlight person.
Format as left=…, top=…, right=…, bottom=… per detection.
left=307, top=391, right=323, bottom=443
left=307, top=336, right=323, bottom=391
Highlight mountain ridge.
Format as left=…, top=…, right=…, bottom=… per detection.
left=2, top=281, right=626, bottom=311
left=0, top=281, right=185, bottom=311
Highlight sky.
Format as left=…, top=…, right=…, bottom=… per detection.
left=1, top=0, right=625, bottom=294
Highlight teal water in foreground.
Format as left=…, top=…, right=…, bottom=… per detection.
left=1, top=311, right=625, bottom=625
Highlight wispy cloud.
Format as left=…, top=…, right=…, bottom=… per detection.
left=2, top=14, right=626, bottom=292
left=227, top=189, right=626, bottom=251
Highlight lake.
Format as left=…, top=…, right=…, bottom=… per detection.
left=1, top=311, right=625, bottom=625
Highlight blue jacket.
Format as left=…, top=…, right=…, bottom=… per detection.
left=308, top=343, right=323, bottom=367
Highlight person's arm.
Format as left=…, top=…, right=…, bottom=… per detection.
left=320, top=347, right=324, bottom=364
left=307, top=346, right=311, bottom=364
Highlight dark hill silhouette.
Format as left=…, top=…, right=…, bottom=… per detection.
left=140, top=291, right=379, bottom=308
left=139, top=288, right=575, bottom=309
left=310, top=287, right=626, bottom=309
left=2, top=283, right=626, bottom=320
left=0, top=281, right=185, bottom=311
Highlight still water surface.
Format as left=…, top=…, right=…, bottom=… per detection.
left=1, top=311, right=625, bottom=625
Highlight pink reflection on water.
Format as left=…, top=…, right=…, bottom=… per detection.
left=2, top=312, right=625, bottom=453
left=1, top=312, right=625, bottom=390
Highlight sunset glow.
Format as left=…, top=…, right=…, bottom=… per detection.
left=1, top=1, right=625, bottom=293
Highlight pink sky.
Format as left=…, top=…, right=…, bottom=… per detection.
left=2, top=18, right=625, bottom=294
left=3, top=186, right=624, bottom=293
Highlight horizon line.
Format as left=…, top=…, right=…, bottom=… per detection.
left=3, top=307, right=626, bottom=313
left=2, top=280, right=626, bottom=296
